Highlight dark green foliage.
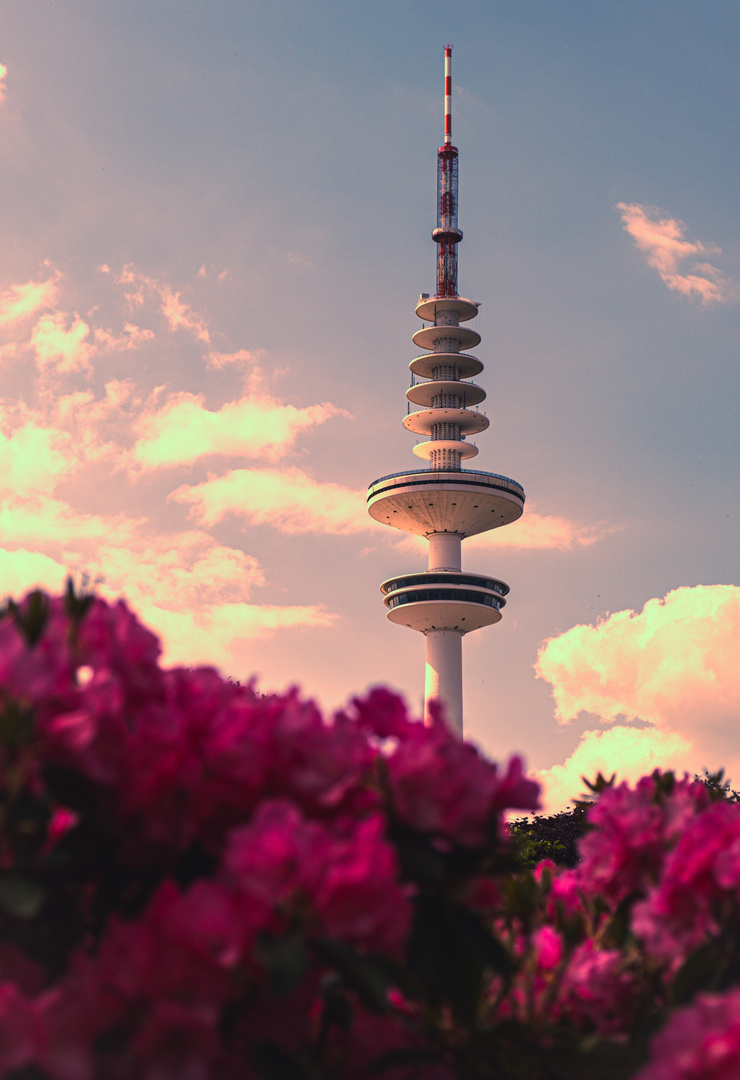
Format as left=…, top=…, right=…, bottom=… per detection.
left=509, top=804, right=588, bottom=869
left=695, top=768, right=740, bottom=803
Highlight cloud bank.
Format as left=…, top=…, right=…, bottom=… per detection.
left=535, top=584, right=740, bottom=810
left=0, top=263, right=341, bottom=678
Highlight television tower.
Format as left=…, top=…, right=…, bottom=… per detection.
left=366, top=46, right=525, bottom=736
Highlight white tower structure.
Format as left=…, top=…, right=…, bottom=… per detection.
left=366, top=46, right=525, bottom=736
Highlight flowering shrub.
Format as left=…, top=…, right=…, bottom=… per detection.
left=0, top=585, right=740, bottom=1078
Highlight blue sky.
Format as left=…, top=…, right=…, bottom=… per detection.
left=1, top=1, right=740, bottom=807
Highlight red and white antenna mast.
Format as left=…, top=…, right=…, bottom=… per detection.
left=444, top=43, right=453, bottom=143
left=433, top=45, right=462, bottom=298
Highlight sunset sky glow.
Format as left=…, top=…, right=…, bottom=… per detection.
left=2, top=2, right=740, bottom=810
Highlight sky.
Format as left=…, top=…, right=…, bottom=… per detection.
left=1, top=0, right=739, bottom=811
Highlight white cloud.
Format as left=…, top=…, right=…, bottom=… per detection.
left=617, top=203, right=734, bottom=304
left=117, top=265, right=211, bottom=343
left=0, top=548, right=70, bottom=599
left=0, top=271, right=59, bottom=329
left=535, top=585, right=740, bottom=809
left=131, top=393, right=346, bottom=470
left=172, top=466, right=368, bottom=533
left=30, top=311, right=96, bottom=373
left=535, top=726, right=694, bottom=814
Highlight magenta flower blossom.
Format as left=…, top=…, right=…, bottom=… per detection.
left=6, top=585, right=740, bottom=1078
left=571, top=773, right=710, bottom=908
left=636, top=989, right=740, bottom=1080
left=387, top=717, right=539, bottom=847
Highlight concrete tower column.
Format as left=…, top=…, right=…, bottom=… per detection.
left=425, top=630, right=463, bottom=735
left=428, top=532, right=462, bottom=571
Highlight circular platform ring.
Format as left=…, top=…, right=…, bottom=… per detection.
left=380, top=570, right=510, bottom=598
left=412, top=325, right=481, bottom=353
left=415, top=296, right=479, bottom=323
left=411, top=439, right=478, bottom=461
left=431, top=226, right=464, bottom=245
left=406, top=379, right=486, bottom=409
left=409, top=352, right=484, bottom=380
left=386, top=597, right=503, bottom=634
left=366, top=469, right=525, bottom=538
left=404, top=407, right=489, bottom=438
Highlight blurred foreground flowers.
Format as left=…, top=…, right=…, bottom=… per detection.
left=0, top=586, right=738, bottom=1078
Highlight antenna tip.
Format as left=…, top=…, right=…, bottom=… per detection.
left=444, top=43, right=453, bottom=51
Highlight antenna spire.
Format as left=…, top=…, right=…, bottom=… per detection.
left=444, top=44, right=453, bottom=144
left=433, top=45, right=461, bottom=298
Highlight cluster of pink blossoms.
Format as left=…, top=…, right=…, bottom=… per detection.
left=2, top=587, right=740, bottom=1079
left=0, top=590, right=539, bottom=1078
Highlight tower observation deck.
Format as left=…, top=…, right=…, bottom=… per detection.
left=366, top=46, right=525, bottom=736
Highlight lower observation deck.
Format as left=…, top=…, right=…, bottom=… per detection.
left=366, top=468, right=525, bottom=538
left=380, top=570, right=509, bottom=633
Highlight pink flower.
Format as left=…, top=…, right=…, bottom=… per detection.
left=636, top=988, right=740, bottom=1080
left=574, top=773, right=709, bottom=908
left=33, top=956, right=108, bottom=1080
left=315, top=814, right=412, bottom=957
left=387, top=719, right=538, bottom=847
left=332, top=1005, right=455, bottom=1080
left=555, top=939, right=634, bottom=1035
left=93, top=882, right=240, bottom=1023
left=532, top=925, right=562, bottom=971
left=350, top=687, right=413, bottom=740
left=633, top=799, right=740, bottom=964
left=225, top=801, right=411, bottom=957
left=132, top=1001, right=222, bottom=1080
left=264, top=692, right=375, bottom=812
left=224, top=799, right=329, bottom=911
left=0, top=983, right=37, bottom=1075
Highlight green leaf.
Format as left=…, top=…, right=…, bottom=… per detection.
left=0, top=873, right=46, bottom=918
left=316, top=939, right=391, bottom=1015
left=0, top=699, right=36, bottom=750
left=6, top=590, right=49, bottom=647
left=449, top=904, right=510, bottom=977
left=256, top=932, right=308, bottom=998
left=671, top=941, right=727, bottom=1005
left=63, top=575, right=95, bottom=625
left=408, top=896, right=509, bottom=1026
left=575, top=1035, right=651, bottom=1080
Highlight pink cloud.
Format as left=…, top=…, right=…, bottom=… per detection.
left=93, top=323, right=155, bottom=352
left=534, top=726, right=693, bottom=814
left=0, top=548, right=69, bottom=599
left=206, top=348, right=263, bottom=369
left=395, top=507, right=615, bottom=554
left=0, top=495, right=141, bottom=550
left=535, top=585, right=740, bottom=809
left=172, top=466, right=368, bottom=534
left=0, top=261, right=349, bottom=684
left=117, top=265, right=211, bottom=343
left=465, top=509, right=615, bottom=551
left=0, top=63, right=7, bottom=104
left=149, top=600, right=336, bottom=670
left=617, top=203, right=734, bottom=304
left=0, top=271, right=59, bottom=328
left=0, top=417, right=74, bottom=494
left=131, top=392, right=346, bottom=470
left=30, top=311, right=96, bottom=373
